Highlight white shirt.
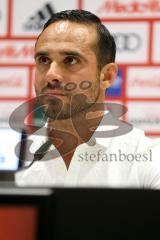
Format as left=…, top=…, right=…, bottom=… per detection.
left=15, top=124, right=160, bottom=188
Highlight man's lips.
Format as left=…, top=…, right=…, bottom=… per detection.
left=43, top=90, right=66, bottom=97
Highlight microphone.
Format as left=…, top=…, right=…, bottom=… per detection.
left=34, top=140, right=52, bottom=161
left=23, top=140, right=52, bottom=169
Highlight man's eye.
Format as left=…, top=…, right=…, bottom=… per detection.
left=64, top=56, right=78, bottom=65
left=38, top=56, right=50, bottom=65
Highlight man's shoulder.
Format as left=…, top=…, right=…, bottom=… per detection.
left=96, top=126, right=145, bottom=148
left=96, top=126, right=160, bottom=155
left=113, top=127, right=156, bottom=146
left=122, top=127, right=160, bottom=152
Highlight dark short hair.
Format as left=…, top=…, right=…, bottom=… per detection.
left=41, top=9, right=116, bottom=69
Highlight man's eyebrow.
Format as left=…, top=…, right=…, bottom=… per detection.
left=34, top=50, right=87, bottom=61
left=34, top=51, right=48, bottom=59
left=60, top=51, right=87, bottom=61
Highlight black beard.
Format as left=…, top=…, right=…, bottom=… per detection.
left=38, top=92, right=99, bottom=121
left=37, top=77, right=100, bottom=120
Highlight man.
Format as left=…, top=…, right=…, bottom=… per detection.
left=15, top=10, right=160, bottom=188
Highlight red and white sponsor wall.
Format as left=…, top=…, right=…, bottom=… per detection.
left=0, top=0, right=160, bottom=137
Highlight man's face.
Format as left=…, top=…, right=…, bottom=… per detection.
left=34, top=20, right=102, bottom=120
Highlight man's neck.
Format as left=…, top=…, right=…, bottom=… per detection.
left=47, top=104, right=104, bottom=168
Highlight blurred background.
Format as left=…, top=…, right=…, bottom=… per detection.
left=0, top=0, right=160, bottom=137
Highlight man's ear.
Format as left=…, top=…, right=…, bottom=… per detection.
left=100, top=63, right=118, bottom=89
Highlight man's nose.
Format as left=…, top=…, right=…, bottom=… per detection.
left=45, top=62, right=63, bottom=84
